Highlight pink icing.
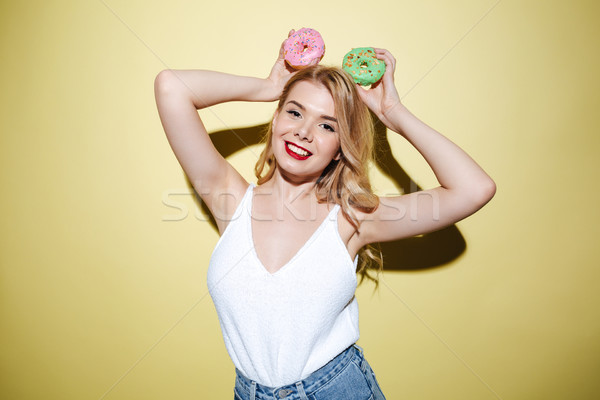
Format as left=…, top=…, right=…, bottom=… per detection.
left=283, top=28, right=325, bottom=68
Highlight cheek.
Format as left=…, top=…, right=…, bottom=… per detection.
left=325, top=135, right=341, bottom=153
left=273, top=119, right=291, bottom=136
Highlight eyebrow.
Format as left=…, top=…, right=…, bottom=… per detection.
left=286, top=100, right=338, bottom=123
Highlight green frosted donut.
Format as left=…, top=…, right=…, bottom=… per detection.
left=342, top=47, right=386, bottom=86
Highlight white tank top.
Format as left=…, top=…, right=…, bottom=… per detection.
left=207, top=183, right=360, bottom=387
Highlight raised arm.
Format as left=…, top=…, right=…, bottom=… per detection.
left=354, top=49, right=496, bottom=245
left=154, top=33, right=297, bottom=232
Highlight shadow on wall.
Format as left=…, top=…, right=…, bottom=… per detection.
left=185, top=120, right=465, bottom=272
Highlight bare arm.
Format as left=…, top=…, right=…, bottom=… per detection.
left=155, top=69, right=282, bottom=109
left=153, top=33, right=298, bottom=231
left=355, top=49, right=496, bottom=244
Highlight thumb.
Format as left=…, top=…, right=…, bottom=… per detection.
left=278, top=40, right=287, bottom=60
left=278, top=29, right=295, bottom=60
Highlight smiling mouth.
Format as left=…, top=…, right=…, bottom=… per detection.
left=285, top=141, right=312, bottom=159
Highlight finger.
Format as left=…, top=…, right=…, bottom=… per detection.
left=279, top=30, right=296, bottom=59
left=373, top=47, right=392, bottom=59
left=373, top=48, right=395, bottom=64
left=279, top=38, right=289, bottom=59
left=373, top=48, right=396, bottom=70
left=381, top=62, right=395, bottom=89
left=375, top=52, right=396, bottom=81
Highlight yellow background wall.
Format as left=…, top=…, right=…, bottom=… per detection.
left=1, top=0, right=599, bottom=399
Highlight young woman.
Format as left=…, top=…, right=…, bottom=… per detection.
left=154, top=31, right=495, bottom=400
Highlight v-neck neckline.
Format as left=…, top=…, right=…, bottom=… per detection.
left=248, top=184, right=338, bottom=276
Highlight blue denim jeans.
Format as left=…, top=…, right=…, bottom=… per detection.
left=234, top=345, right=386, bottom=400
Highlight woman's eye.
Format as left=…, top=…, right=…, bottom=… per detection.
left=320, top=123, right=335, bottom=132
left=286, top=110, right=301, bottom=118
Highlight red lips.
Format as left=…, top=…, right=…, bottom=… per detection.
left=284, top=141, right=312, bottom=160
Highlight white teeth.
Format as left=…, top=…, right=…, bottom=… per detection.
left=287, top=142, right=309, bottom=157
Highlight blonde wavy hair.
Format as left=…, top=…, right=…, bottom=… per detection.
left=254, top=65, right=383, bottom=285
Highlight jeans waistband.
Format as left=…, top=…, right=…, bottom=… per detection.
left=235, top=345, right=365, bottom=400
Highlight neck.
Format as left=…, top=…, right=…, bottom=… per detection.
left=263, top=168, right=318, bottom=203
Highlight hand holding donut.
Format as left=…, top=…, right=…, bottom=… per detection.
left=264, top=29, right=324, bottom=101
left=354, top=48, right=403, bottom=129
left=283, top=28, right=325, bottom=69
left=264, top=30, right=298, bottom=101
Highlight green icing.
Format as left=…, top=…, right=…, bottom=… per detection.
left=342, top=47, right=386, bottom=86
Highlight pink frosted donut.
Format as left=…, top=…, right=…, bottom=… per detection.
left=283, top=28, right=325, bottom=69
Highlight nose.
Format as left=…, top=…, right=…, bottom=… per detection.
left=294, top=122, right=313, bottom=142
